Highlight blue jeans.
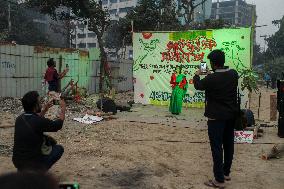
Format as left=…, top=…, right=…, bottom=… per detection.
left=42, top=145, right=64, bottom=170
left=208, top=119, right=235, bottom=183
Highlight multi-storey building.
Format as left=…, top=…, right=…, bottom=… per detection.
left=211, top=0, right=256, bottom=27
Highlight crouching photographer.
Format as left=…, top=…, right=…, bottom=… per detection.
left=12, top=91, right=66, bottom=172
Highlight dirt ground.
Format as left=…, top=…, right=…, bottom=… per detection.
left=0, top=88, right=284, bottom=189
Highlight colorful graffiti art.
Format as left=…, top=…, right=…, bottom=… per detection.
left=133, top=28, right=252, bottom=107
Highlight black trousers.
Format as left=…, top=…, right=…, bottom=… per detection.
left=266, top=81, right=270, bottom=88
left=208, top=119, right=235, bottom=183
left=42, top=145, right=64, bottom=170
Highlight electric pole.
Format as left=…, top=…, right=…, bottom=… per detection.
left=8, top=2, right=11, bottom=32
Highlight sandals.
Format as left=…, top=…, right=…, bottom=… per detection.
left=224, top=175, right=231, bottom=181
left=204, top=179, right=225, bottom=189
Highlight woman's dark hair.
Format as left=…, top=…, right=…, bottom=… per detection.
left=47, top=58, right=55, bottom=67
left=0, top=171, right=59, bottom=189
left=207, top=49, right=225, bottom=67
left=21, top=91, right=39, bottom=112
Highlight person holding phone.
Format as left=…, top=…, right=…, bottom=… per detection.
left=169, top=66, right=188, bottom=115
left=44, top=58, right=69, bottom=92
left=12, top=91, right=66, bottom=171
left=193, top=50, right=238, bottom=188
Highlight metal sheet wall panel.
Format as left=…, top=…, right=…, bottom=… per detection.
left=0, top=45, right=133, bottom=97
left=117, top=61, right=133, bottom=92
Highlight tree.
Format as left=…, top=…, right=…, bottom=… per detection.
left=177, top=0, right=208, bottom=28
left=259, top=16, right=284, bottom=77
left=104, top=20, right=125, bottom=59
left=158, top=0, right=183, bottom=31
left=252, top=44, right=265, bottom=66
left=116, top=0, right=182, bottom=49
left=263, top=56, right=284, bottom=77
left=266, top=16, right=284, bottom=58
left=125, top=0, right=182, bottom=32
left=125, top=0, right=160, bottom=32
left=0, top=0, right=50, bottom=45
left=189, top=19, right=231, bottom=30
left=26, top=0, right=111, bottom=92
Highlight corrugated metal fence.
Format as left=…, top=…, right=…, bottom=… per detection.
left=0, top=44, right=133, bottom=97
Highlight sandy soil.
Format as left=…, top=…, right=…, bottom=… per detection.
left=0, top=88, right=283, bottom=189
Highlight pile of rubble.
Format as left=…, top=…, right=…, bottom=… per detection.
left=115, top=91, right=134, bottom=104
left=0, top=91, right=134, bottom=116
left=0, top=97, right=23, bottom=114
left=0, top=144, right=12, bottom=156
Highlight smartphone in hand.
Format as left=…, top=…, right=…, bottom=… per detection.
left=200, top=62, right=207, bottom=74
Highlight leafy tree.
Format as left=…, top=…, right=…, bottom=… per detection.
left=26, top=0, right=111, bottom=92
left=266, top=16, right=284, bottom=58
left=189, top=19, right=231, bottom=30
left=239, top=69, right=259, bottom=93
left=115, top=0, right=182, bottom=50
left=158, top=0, right=183, bottom=31
left=177, top=0, right=208, bottom=28
left=0, top=0, right=50, bottom=45
left=252, top=44, right=265, bottom=66
left=259, top=16, right=284, bottom=77
left=263, top=56, right=284, bottom=77
left=125, top=0, right=182, bottom=31
left=125, top=0, right=159, bottom=32
left=104, top=20, right=127, bottom=59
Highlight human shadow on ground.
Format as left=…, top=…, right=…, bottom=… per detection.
left=98, top=166, right=153, bottom=189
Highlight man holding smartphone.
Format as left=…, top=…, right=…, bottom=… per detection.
left=44, top=58, right=69, bottom=92
left=13, top=91, right=66, bottom=171
left=193, top=50, right=238, bottom=188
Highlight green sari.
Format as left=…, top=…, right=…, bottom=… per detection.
left=169, top=74, right=188, bottom=115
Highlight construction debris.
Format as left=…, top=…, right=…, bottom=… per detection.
left=73, top=114, right=103, bottom=124
left=0, top=144, right=12, bottom=156
left=0, top=97, right=22, bottom=114
left=261, top=144, right=284, bottom=160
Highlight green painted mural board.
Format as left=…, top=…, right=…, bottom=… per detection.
left=133, top=28, right=252, bottom=107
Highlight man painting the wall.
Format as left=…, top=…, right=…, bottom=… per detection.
left=44, top=58, right=69, bottom=92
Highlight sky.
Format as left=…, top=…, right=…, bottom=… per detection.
left=243, top=0, right=284, bottom=48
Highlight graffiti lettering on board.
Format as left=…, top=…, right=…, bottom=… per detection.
left=161, top=36, right=217, bottom=63
left=117, top=76, right=128, bottom=83
left=138, top=63, right=200, bottom=74
left=0, top=61, right=16, bottom=75
left=1, top=61, right=16, bottom=69
left=149, top=90, right=205, bottom=103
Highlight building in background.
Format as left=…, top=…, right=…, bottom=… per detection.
left=104, top=0, right=138, bottom=20
left=211, top=0, right=256, bottom=27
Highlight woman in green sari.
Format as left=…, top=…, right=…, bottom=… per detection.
left=169, top=67, right=188, bottom=115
